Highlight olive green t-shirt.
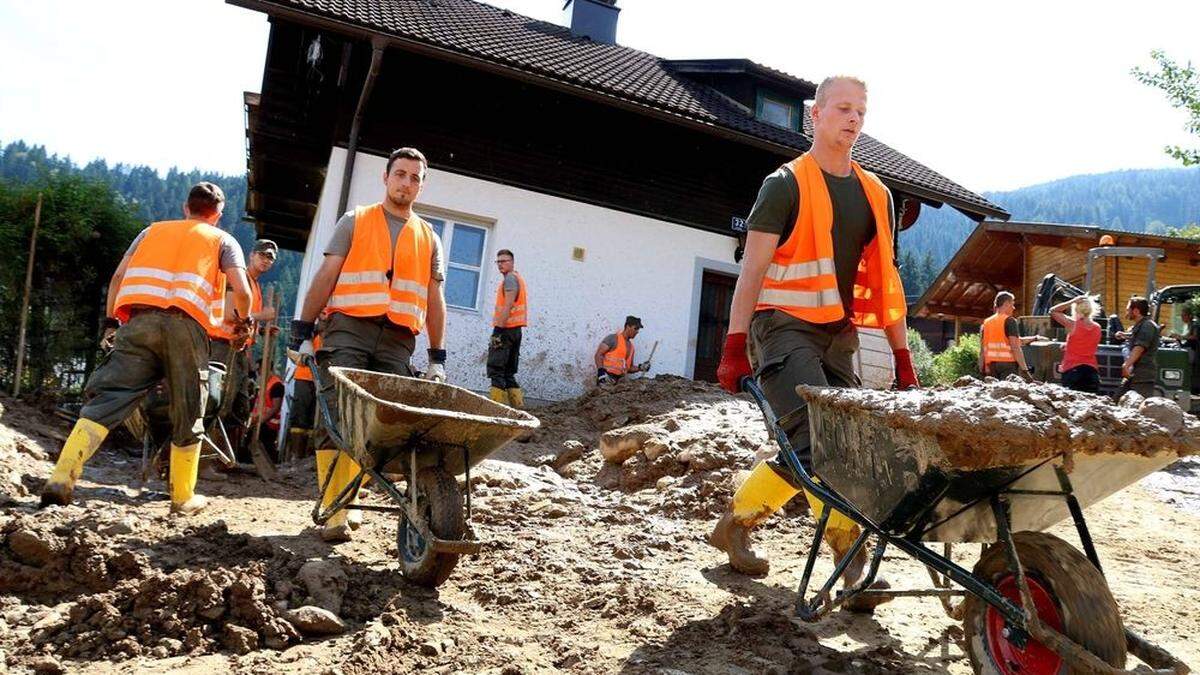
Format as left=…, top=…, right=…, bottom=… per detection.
left=746, top=165, right=893, bottom=320
left=1129, top=318, right=1160, bottom=383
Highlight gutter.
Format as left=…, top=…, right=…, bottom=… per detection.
left=338, top=37, right=386, bottom=215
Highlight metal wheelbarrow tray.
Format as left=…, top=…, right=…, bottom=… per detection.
left=307, top=361, right=539, bottom=588
left=742, top=377, right=1194, bottom=675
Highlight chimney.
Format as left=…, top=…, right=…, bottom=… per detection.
left=563, top=0, right=620, bottom=44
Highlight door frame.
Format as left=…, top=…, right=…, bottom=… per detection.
left=685, top=257, right=742, bottom=379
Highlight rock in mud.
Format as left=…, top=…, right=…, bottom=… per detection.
left=296, top=559, right=348, bottom=614
left=286, top=605, right=347, bottom=637
left=223, top=623, right=259, bottom=654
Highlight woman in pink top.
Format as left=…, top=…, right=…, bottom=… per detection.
left=1051, top=295, right=1102, bottom=393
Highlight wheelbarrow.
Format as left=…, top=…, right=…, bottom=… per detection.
left=741, top=377, right=1192, bottom=675
left=305, top=355, right=540, bottom=587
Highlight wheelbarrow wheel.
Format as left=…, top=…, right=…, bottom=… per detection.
left=963, top=531, right=1125, bottom=675
left=397, top=467, right=465, bottom=588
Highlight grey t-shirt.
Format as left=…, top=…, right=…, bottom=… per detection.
left=1004, top=316, right=1020, bottom=338
left=1129, top=318, right=1160, bottom=383
left=125, top=225, right=245, bottom=271
left=601, top=333, right=619, bottom=351
left=746, top=165, right=892, bottom=319
left=326, top=210, right=445, bottom=281
left=502, top=272, right=519, bottom=294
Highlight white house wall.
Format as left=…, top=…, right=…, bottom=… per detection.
left=297, top=148, right=740, bottom=401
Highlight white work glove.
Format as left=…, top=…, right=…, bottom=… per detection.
left=424, top=363, right=446, bottom=383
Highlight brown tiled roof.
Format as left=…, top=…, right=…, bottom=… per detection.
left=232, top=0, right=1007, bottom=219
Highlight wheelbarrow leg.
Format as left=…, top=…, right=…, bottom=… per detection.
left=1054, top=465, right=1104, bottom=575
left=463, top=445, right=472, bottom=521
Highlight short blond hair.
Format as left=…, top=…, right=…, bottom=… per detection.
left=1073, top=294, right=1100, bottom=320
left=814, top=75, right=868, bottom=105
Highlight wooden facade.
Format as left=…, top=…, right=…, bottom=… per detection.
left=914, top=221, right=1200, bottom=324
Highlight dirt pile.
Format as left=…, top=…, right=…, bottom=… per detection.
left=508, top=376, right=772, bottom=518
left=801, top=376, right=1200, bottom=469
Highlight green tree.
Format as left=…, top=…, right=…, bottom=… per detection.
left=1133, top=50, right=1200, bottom=166
left=931, top=333, right=981, bottom=385
left=906, top=328, right=936, bottom=385
left=0, top=174, right=142, bottom=393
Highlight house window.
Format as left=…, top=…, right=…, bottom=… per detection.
left=756, top=92, right=799, bottom=130
left=422, top=215, right=488, bottom=311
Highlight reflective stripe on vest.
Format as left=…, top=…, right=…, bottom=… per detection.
left=755, top=153, right=907, bottom=328
left=493, top=271, right=528, bottom=328
left=326, top=203, right=433, bottom=333
left=982, top=313, right=1016, bottom=365
left=602, top=332, right=634, bottom=376
left=114, top=220, right=227, bottom=332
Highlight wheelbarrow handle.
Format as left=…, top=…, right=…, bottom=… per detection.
left=738, top=376, right=872, bottom=527
left=298, top=352, right=348, bottom=451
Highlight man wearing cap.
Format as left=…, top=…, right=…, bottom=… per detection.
left=708, top=76, right=919, bottom=612
left=41, top=182, right=252, bottom=515
left=289, top=147, right=448, bottom=543
left=211, top=239, right=278, bottom=441
left=594, top=316, right=651, bottom=385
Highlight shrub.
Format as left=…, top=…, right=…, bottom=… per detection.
left=906, top=328, right=936, bottom=386
left=932, top=333, right=981, bottom=385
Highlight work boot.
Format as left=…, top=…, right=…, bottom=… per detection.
left=40, top=418, right=109, bottom=507
left=489, top=387, right=510, bottom=406
left=169, top=442, right=205, bottom=516
left=321, top=518, right=353, bottom=543
left=315, top=450, right=362, bottom=542
left=708, top=462, right=801, bottom=576
left=708, top=510, right=770, bottom=575
left=506, top=387, right=525, bottom=409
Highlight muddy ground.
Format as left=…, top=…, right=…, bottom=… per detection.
left=1, top=377, right=1198, bottom=674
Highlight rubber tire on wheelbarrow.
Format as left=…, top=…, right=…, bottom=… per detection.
left=397, top=467, right=466, bottom=588
left=963, top=531, right=1125, bottom=675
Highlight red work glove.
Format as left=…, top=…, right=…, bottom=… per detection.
left=716, top=332, right=752, bottom=394
left=893, top=348, right=920, bottom=390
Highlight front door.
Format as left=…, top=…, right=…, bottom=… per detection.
left=694, top=270, right=737, bottom=382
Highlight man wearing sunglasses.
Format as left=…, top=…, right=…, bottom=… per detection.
left=488, top=249, right=528, bottom=407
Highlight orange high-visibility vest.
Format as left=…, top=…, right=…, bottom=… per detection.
left=602, top=332, right=635, bottom=376
left=755, top=154, right=907, bottom=328
left=493, top=271, right=528, bottom=328
left=114, top=220, right=228, bottom=333
left=211, top=274, right=263, bottom=343
left=294, top=334, right=322, bottom=382
left=326, top=204, right=434, bottom=334
left=254, top=374, right=285, bottom=431
left=982, top=313, right=1017, bottom=367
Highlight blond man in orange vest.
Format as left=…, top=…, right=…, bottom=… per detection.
left=594, top=316, right=650, bottom=384
left=979, top=291, right=1039, bottom=380
left=288, top=147, right=447, bottom=543
left=487, top=248, right=528, bottom=407
left=40, top=182, right=252, bottom=515
left=708, top=77, right=917, bottom=611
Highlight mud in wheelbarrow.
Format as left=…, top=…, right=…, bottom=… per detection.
left=742, top=378, right=1192, bottom=675
left=309, top=363, right=540, bottom=588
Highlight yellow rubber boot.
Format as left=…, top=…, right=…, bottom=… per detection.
left=802, top=484, right=861, bottom=556
left=315, top=449, right=337, bottom=509
left=506, top=387, right=524, bottom=409
left=41, top=418, right=109, bottom=507
left=731, top=461, right=801, bottom=526
left=317, top=450, right=361, bottom=543
left=489, top=387, right=510, bottom=405
left=169, top=443, right=207, bottom=515
left=708, top=462, right=800, bottom=576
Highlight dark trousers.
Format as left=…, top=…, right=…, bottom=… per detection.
left=315, top=313, right=415, bottom=436
left=1117, top=378, right=1155, bottom=400
left=749, top=311, right=860, bottom=471
left=487, top=326, right=522, bottom=389
left=290, top=379, right=316, bottom=430
left=1061, top=365, right=1099, bottom=393
left=988, top=361, right=1020, bottom=379
left=82, top=309, right=210, bottom=446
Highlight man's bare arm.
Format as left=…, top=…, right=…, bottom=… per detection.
left=300, top=255, right=345, bottom=323
left=728, top=230, right=780, bottom=335
left=594, top=344, right=610, bottom=369
left=495, top=288, right=517, bottom=326
left=425, top=278, right=446, bottom=350
left=1008, top=335, right=1030, bottom=371
left=225, top=268, right=252, bottom=320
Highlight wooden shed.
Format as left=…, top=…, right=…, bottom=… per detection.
left=912, top=221, right=1200, bottom=329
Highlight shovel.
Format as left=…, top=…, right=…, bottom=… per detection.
left=246, top=287, right=279, bottom=480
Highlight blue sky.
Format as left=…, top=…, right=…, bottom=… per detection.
left=1, top=0, right=1197, bottom=191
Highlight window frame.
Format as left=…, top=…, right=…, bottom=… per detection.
left=415, top=205, right=494, bottom=314
left=755, top=90, right=801, bottom=131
